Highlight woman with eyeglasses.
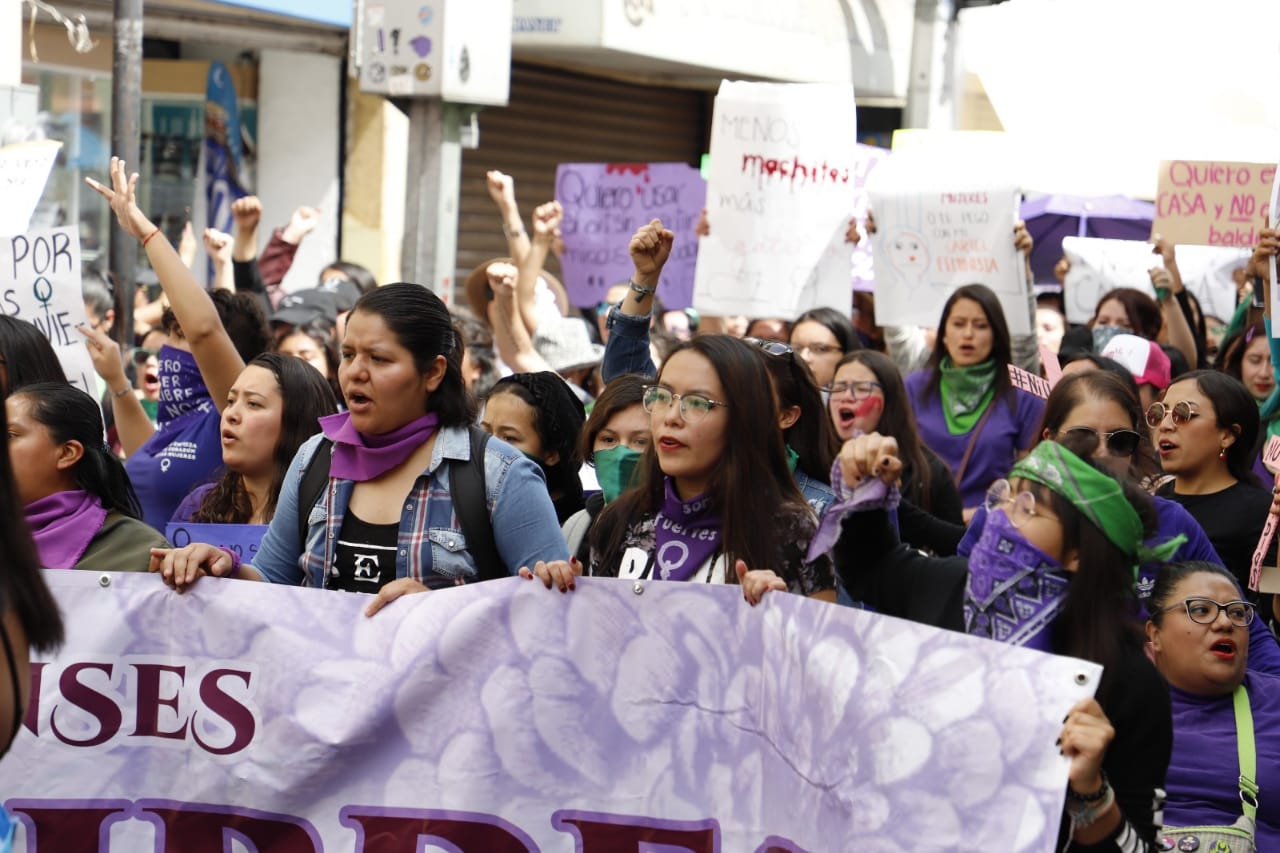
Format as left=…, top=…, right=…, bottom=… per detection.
left=789, top=307, right=859, bottom=388
left=906, top=284, right=1046, bottom=518
left=587, top=335, right=836, bottom=602
left=1146, top=561, right=1280, bottom=849
left=1149, top=371, right=1273, bottom=592
left=829, top=433, right=1177, bottom=850
left=827, top=350, right=963, bottom=555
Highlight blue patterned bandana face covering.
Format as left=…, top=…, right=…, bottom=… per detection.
left=964, top=506, right=1070, bottom=652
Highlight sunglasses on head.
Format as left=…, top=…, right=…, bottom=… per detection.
left=1061, top=426, right=1141, bottom=457
left=1145, top=400, right=1201, bottom=428
left=743, top=337, right=794, bottom=358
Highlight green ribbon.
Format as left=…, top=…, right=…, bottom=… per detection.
left=1010, top=442, right=1184, bottom=572
left=938, top=357, right=996, bottom=435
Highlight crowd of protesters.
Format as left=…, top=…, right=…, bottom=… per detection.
left=3, top=152, right=1280, bottom=852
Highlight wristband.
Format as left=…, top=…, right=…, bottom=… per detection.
left=1066, top=782, right=1115, bottom=829
left=111, top=386, right=132, bottom=399
left=502, top=222, right=525, bottom=239
left=141, top=227, right=162, bottom=248
left=216, top=547, right=243, bottom=579
left=629, top=279, right=657, bottom=298
left=1067, top=773, right=1110, bottom=803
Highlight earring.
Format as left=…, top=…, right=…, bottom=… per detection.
left=1219, top=447, right=1227, bottom=460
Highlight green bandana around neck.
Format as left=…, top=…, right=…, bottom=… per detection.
left=785, top=444, right=800, bottom=474
left=938, top=357, right=997, bottom=435
left=1009, top=442, right=1184, bottom=573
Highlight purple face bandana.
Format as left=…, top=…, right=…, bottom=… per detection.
left=319, top=411, right=439, bottom=482
left=964, top=507, right=1071, bottom=652
left=653, top=479, right=722, bottom=582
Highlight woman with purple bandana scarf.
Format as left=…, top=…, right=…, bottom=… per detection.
left=151, top=284, right=569, bottom=617
left=7, top=383, right=167, bottom=571
left=580, top=335, right=836, bottom=605
left=826, top=434, right=1180, bottom=851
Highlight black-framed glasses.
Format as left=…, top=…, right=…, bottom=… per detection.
left=984, top=479, right=1043, bottom=528
left=795, top=342, right=843, bottom=357
left=1062, top=426, right=1141, bottom=457
left=1145, top=400, right=1201, bottom=428
left=1161, top=597, right=1256, bottom=627
left=743, top=337, right=794, bottom=358
left=825, top=380, right=883, bottom=399
left=641, top=385, right=729, bottom=423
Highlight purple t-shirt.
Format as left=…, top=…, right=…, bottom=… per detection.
left=1164, top=672, right=1280, bottom=847
left=170, top=482, right=217, bottom=524
left=905, top=370, right=1045, bottom=509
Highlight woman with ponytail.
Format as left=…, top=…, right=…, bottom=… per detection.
left=7, top=382, right=168, bottom=571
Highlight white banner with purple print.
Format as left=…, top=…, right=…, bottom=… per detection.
left=3, top=571, right=1099, bottom=851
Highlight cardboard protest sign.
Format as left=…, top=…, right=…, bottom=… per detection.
left=0, top=139, right=62, bottom=237
left=1008, top=364, right=1050, bottom=399
left=1270, top=165, right=1280, bottom=335
left=166, top=522, right=269, bottom=562
left=1153, top=160, right=1275, bottom=247
left=850, top=143, right=889, bottom=292
left=1061, top=237, right=1156, bottom=324
left=693, top=81, right=857, bottom=319
left=0, top=228, right=94, bottom=394
left=867, top=150, right=1027, bottom=334
left=1249, top=437, right=1280, bottom=591
left=556, top=162, right=706, bottom=309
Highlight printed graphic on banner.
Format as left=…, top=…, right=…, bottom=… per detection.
left=1152, top=160, right=1275, bottom=247
left=693, top=81, right=857, bottom=319
left=165, top=522, right=269, bottom=562
left=4, top=573, right=1098, bottom=852
left=867, top=152, right=1026, bottom=334
left=0, top=228, right=93, bottom=393
left=0, top=140, right=62, bottom=237
left=556, top=162, right=706, bottom=309
left=850, top=143, right=889, bottom=293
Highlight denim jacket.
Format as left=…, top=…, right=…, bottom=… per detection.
left=602, top=305, right=657, bottom=383
left=252, top=426, right=569, bottom=587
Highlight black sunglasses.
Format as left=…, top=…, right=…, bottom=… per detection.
left=1062, top=426, right=1141, bottom=457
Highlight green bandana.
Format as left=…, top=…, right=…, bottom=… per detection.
left=1010, top=442, right=1184, bottom=572
left=938, top=357, right=997, bottom=435
left=785, top=444, right=800, bottom=474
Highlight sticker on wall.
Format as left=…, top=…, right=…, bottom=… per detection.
left=410, top=35, right=432, bottom=58
left=414, top=63, right=432, bottom=82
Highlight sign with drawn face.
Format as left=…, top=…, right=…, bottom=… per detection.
left=867, top=150, right=1026, bottom=335
left=0, top=228, right=94, bottom=394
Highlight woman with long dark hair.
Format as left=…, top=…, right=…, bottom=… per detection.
left=906, top=283, right=1046, bottom=515
left=829, top=349, right=963, bottom=554
left=171, top=353, right=339, bottom=525
left=1151, top=370, right=1273, bottom=591
left=151, top=283, right=569, bottom=615
left=8, top=382, right=168, bottom=570
left=0, top=315, right=67, bottom=395
left=789, top=306, right=859, bottom=388
left=830, top=432, right=1179, bottom=850
left=588, top=335, right=835, bottom=601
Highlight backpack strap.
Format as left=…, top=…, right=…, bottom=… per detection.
left=296, top=438, right=334, bottom=549
left=450, top=427, right=504, bottom=582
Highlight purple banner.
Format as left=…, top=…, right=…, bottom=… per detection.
left=3, top=572, right=1099, bottom=851
left=165, top=522, right=269, bottom=563
left=556, top=162, right=706, bottom=310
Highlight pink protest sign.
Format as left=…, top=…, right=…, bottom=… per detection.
left=1008, top=363, right=1051, bottom=399
left=1152, top=160, right=1276, bottom=247
left=1249, top=436, right=1280, bottom=591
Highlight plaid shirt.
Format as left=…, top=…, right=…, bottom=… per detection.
left=253, top=426, right=568, bottom=588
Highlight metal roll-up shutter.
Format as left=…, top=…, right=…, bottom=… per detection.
left=457, top=62, right=708, bottom=298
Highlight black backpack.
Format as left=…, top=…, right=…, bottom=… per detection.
left=295, top=426, right=504, bottom=581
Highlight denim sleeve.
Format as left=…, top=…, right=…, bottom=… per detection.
left=602, top=305, right=656, bottom=383
left=488, top=453, right=570, bottom=572
left=251, top=434, right=321, bottom=585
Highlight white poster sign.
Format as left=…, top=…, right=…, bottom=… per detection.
left=693, top=81, right=857, bottom=319
left=0, top=140, right=62, bottom=238
left=0, top=228, right=94, bottom=393
left=868, top=155, right=1026, bottom=333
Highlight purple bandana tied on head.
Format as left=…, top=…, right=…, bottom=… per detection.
left=964, top=507, right=1070, bottom=652
left=24, top=490, right=108, bottom=569
left=319, top=411, right=440, bottom=482
left=653, top=479, right=722, bottom=582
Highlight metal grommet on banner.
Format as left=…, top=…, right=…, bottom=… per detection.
left=98, top=574, right=111, bottom=588
left=632, top=582, right=644, bottom=595
left=1074, top=671, right=1090, bottom=686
